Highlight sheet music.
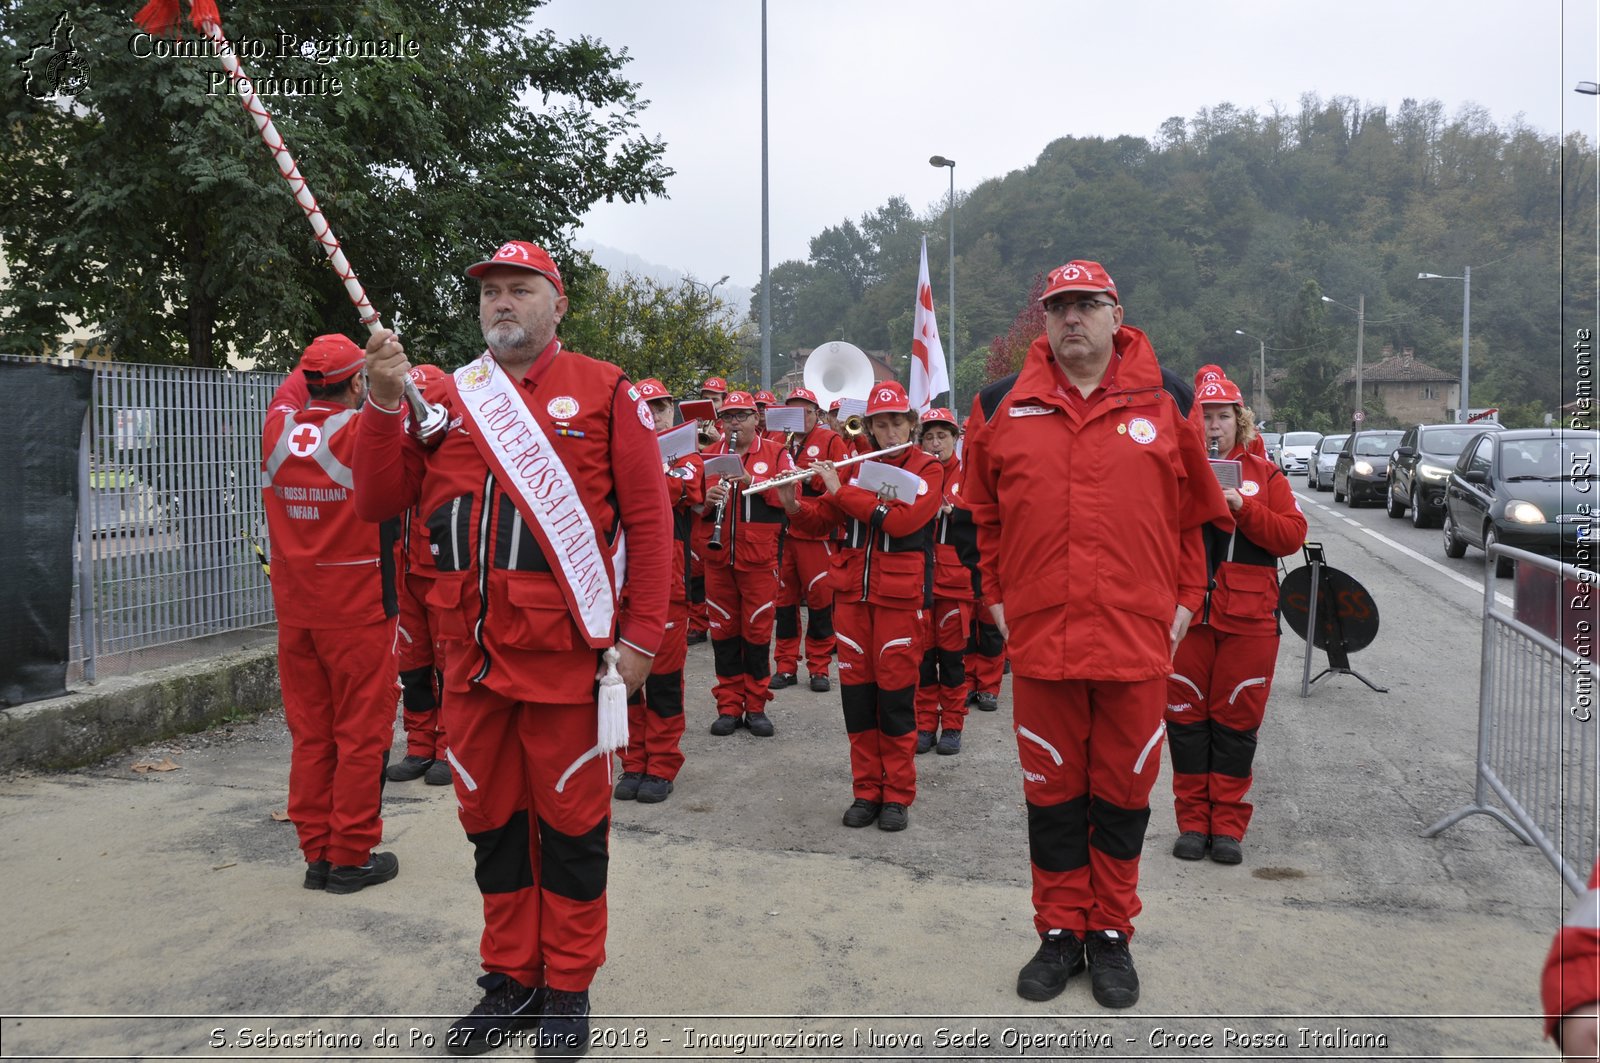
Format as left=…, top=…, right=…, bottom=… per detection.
left=763, top=405, right=806, bottom=433
left=1209, top=458, right=1243, bottom=489
left=701, top=454, right=746, bottom=480
left=658, top=422, right=699, bottom=464
left=853, top=460, right=925, bottom=501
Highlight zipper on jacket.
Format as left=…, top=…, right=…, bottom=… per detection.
left=450, top=496, right=462, bottom=571
left=860, top=518, right=876, bottom=603
left=469, top=473, right=495, bottom=682
left=314, top=558, right=380, bottom=568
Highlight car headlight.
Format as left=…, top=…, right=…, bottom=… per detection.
left=1506, top=500, right=1546, bottom=524
left=1418, top=463, right=1452, bottom=482
left=1353, top=460, right=1374, bottom=476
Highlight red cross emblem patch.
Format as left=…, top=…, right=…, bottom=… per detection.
left=288, top=423, right=322, bottom=457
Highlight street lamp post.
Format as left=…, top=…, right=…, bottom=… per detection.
left=1322, top=294, right=1366, bottom=429
left=759, top=0, right=771, bottom=390
left=929, top=155, right=956, bottom=411
left=1233, top=329, right=1268, bottom=414
left=1418, top=268, right=1472, bottom=422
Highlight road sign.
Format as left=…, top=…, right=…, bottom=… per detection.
left=1353, top=409, right=1366, bottom=424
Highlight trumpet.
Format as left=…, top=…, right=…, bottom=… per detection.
left=841, top=414, right=866, bottom=439
left=745, top=441, right=914, bottom=492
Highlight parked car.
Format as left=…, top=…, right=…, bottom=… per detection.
left=1385, top=422, right=1504, bottom=528
left=1333, top=429, right=1405, bottom=506
left=1278, top=431, right=1322, bottom=474
left=1307, top=433, right=1349, bottom=492
left=1259, top=432, right=1283, bottom=469
left=1442, top=428, right=1600, bottom=578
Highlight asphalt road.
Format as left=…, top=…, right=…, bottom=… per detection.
left=0, top=476, right=1579, bottom=1061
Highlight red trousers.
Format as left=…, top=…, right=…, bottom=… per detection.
left=965, top=616, right=1007, bottom=696
left=279, top=619, right=399, bottom=867
left=622, top=607, right=688, bottom=781
left=397, top=571, right=446, bottom=759
left=704, top=563, right=779, bottom=717
left=916, top=598, right=973, bottom=732
left=444, top=687, right=612, bottom=992
left=835, top=600, right=923, bottom=805
left=774, top=537, right=836, bottom=678
left=1012, top=674, right=1166, bottom=939
left=1165, top=625, right=1278, bottom=840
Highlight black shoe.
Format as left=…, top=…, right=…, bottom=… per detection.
left=686, top=629, right=708, bottom=645
left=613, top=771, right=643, bottom=801
left=936, top=729, right=962, bottom=755
left=878, top=802, right=908, bottom=832
left=635, top=774, right=673, bottom=803
left=915, top=730, right=936, bottom=755
left=709, top=714, right=739, bottom=736
left=1016, top=929, right=1086, bottom=1002
left=973, top=691, right=999, bottom=712
left=446, top=973, right=543, bottom=1056
left=1172, top=831, right=1208, bottom=861
left=386, top=754, right=433, bottom=781
left=809, top=674, right=830, bottom=693
left=1085, top=930, right=1140, bottom=1008
left=425, top=758, right=453, bottom=786
left=534, top=988, right=590, bottom=1061
left=744, top=711, right=775, bottom=737
left=325, top=851, right=399, bottom=895
left=842, top=798, right=881, bottom=828
left=965, top=690, right=980, bottom=708
left=1210, top=835, right=1243, bottom=865
left=770, top=672, right=798, bottom=689
left=303, top=859, right=330, bottom=891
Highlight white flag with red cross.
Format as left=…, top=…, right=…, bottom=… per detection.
left=909, top=236, right=949, bottom=415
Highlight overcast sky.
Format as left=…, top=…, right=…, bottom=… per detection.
left=537, top=0, right=1599, bottom=290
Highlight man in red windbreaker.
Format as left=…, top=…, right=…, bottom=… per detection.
left=263, top=335, right=401, bottom=896
left=771, top=386, right=847, bottom=693
left=964, top=260, right=1230, bottom=1010
left=1544, top=860, right=1600, bottom=1060
left=355, top=240, right=671, bottom=1060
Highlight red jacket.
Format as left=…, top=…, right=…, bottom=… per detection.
left=262, top=371, right=396, bottom=629
left=352, top=341, right=671, bottom=704
left=930, top=453, right=976, bottom=601
left=1545, top=861, right=1600, bottom=1043
left=963, top=327, right=1231, bottom=681
left=664, top=452, right=706, bottom=603
left=788, top=445, right=944, bottom=609
left=786, top=424, right=850, bottom=541
left=1201, top=445, right=1306, bottom=636
left=701, top=434, right=795, bottom=572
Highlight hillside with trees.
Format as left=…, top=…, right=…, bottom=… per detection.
left=753, top=95, right=1595, bottom=430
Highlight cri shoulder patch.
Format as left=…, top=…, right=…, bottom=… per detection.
left=1127, top=417, right=1157, bottom=445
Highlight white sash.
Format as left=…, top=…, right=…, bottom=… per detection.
left=453, top=352, right=617, bottom=648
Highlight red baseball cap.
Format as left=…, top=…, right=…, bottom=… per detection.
left=920, top=407, right=958, bottom=432
left=700, top=376, right=729, bottom=395
left=719, top=390, right=757, bottom=414
left=1039, top=260, right=1119, bottom=304
left=1195, top=377, right=1244, bottom=406
left=753, top=389, right=778, bottom=408
left=465, top=240, right=565, bottom=298
left=407, top=363, right=447, bottom=389
left=1193, top=363, right=1226, bottom=388
left=299, top=334, right=364, bottom=384
left=865, top=381, right=912, bottom=418
left=786, top=387, right=820, bottom=407
left=828, top=399, right=843, bottom=414
left=637, top=378, right=672, bottom=402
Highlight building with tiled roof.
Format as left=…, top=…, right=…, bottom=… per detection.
left=1337, top=346, right=1460, bottom=425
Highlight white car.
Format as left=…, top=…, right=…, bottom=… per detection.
left=1306, top=433, right=1350, bottom=491
left=1279, top=431, right=1323, bottom=474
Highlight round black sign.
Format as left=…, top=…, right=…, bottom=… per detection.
left=1279, top=565, right=1381, bottom=652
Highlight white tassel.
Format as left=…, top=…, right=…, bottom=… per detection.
left=596, top=647, right=629, bottom=752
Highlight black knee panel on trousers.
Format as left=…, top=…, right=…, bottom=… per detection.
left=1165, top=719, right=1211, bottom=776
left=537, top=814, right=609, bottom=903
left=742, top=638, right=771, bottom=680
left=1027, top=794, right=1091, bottom=873
left=937, top=646, right=966, bottom=687
left=976, top=620, right=1005, bottom=657
left=918, top=646, right=939, bottom=688
left=840, top=683, right=878, bottom=733
left=467, top=808, right=536, bottom=895
left=1210, top=720, right=1259, bottom=779
left=877, top=686, right=917, bottom=737
left=1088, top=797, right=1152, bottom=862
left=688, top=573, right=705, bottom=605
left=645, top=671, right=684, bottom=719
left=774, top=604, right=800, bottom=640
left=806, top=604, right=834, bottom=640
left=399, top=666, right=438, bottom=713
left=712, top=636, right=743, bottom=678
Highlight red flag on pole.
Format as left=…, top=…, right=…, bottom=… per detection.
left=909, top=236, right=950, bottom=414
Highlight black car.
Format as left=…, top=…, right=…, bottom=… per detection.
left=1441, top=428, right=1600, bottom=577
left=1333, top=429, right=1404, bottom=506
left=1385, top=422, right=1504, bottom=528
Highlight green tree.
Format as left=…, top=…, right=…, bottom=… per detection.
left=559, top=271, right=744, bottom=396
left=0, top=1, right=670, bottom=368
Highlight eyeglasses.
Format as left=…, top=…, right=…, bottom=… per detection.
left=720, top=411, right=756, bottom=421
left=1043, top=297, right=1115, bottom=316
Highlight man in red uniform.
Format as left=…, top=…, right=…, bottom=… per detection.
left=354, top=240, right=671, bottom=1059
left=964, top=260, right=1229, bottom=1009
left=263, top=335, right=401, bottom=895
left=1544, top=860, right=1600, bottom=1060
left=771, top=387, right=847, bottom=693
left=701, top=391, right=795, bottom=737
left=388, top=363, right=452, bottom=787
left=914, top=408, right=976, bottom=756
left=614, top=379, right=701, bottom=805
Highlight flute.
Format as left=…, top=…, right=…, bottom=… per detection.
left=747, top=441, right=914, bottom=492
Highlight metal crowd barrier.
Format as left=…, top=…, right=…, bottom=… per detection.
left=1424, top=543, right=1598, bottom=895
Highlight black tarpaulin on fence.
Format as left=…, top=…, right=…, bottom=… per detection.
left=2, top=361, right=93, bottom=708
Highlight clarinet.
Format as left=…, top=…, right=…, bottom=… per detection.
left=706, top=427, right=735, bottom=552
